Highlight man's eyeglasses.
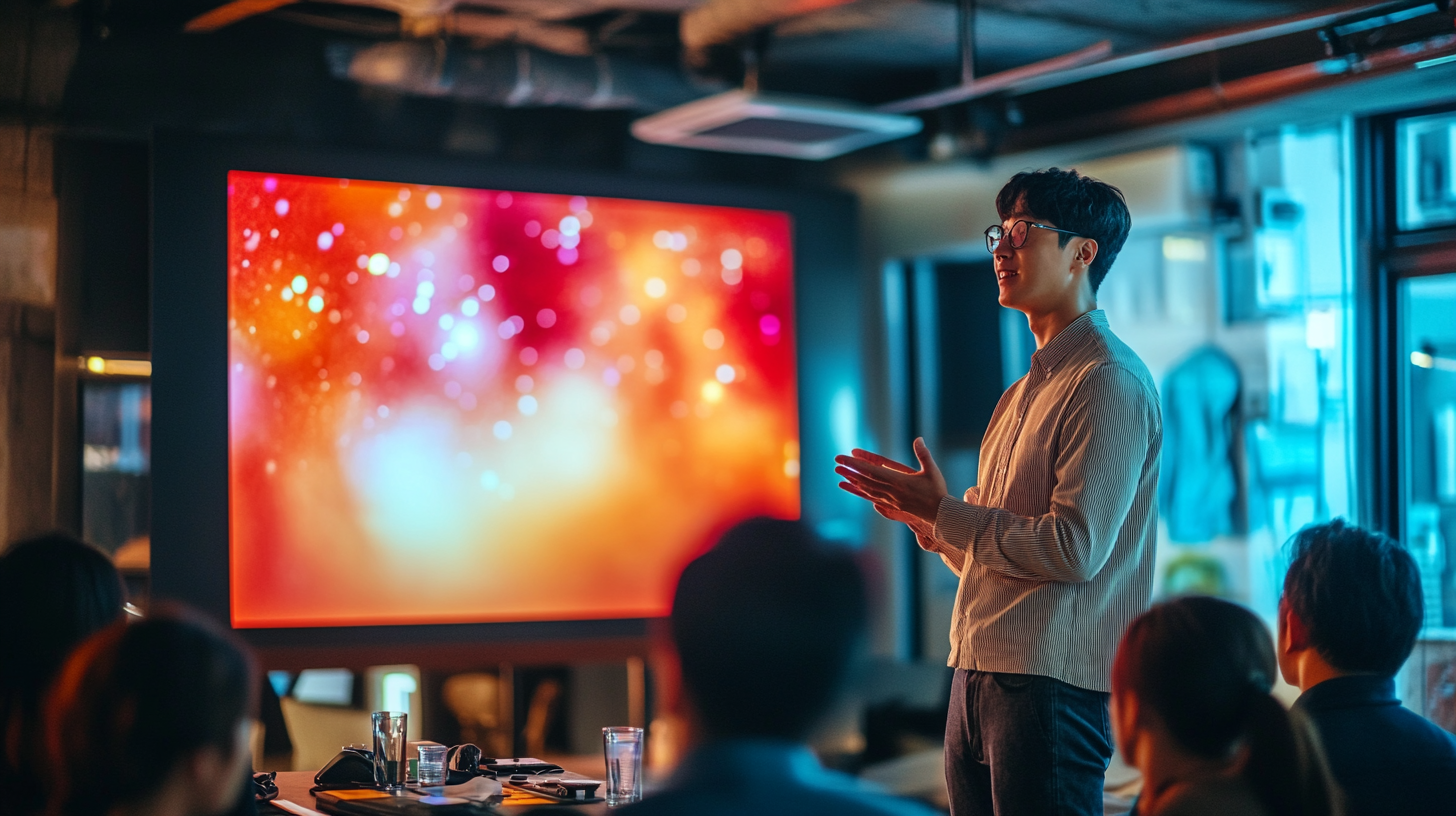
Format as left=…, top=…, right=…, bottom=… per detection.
left=984, top=220, right=1083, bottom=253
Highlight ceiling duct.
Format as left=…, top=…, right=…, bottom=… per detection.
left=331, top=41, right=717, bottom=110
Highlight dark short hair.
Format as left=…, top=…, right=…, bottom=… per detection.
left=671, top=518, right=867, bottom=741
left=995, top=167, right=1132, bottom=293
left=46, top=607, right=257, bottom=816
left=0, top=533, right=125, bottom=814
left=1282, top=519, right=1422, bottom=676
left=0, top=532, right=124, bottom=701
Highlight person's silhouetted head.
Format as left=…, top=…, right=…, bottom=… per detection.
left=0, top=533, right=125, bottom=814
left=45, top=607, right=257, bottom=816
left=1280, top=519, right=1422, bottom=679
left=671, top=518, right=868, bottom=742
left=0, top=533, right=125, bottom=704
left=1112, top=596, right=1338, bottom=816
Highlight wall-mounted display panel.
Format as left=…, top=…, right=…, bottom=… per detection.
left=227, top=171, right=799, bottom=628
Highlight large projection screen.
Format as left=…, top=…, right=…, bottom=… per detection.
left=227, top=171, right=799, bottom=628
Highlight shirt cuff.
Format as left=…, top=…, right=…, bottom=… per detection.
left=934, top=495, right=986, bottom=553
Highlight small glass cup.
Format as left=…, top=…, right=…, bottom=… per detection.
left=371, top=711, right=408, bottom=790
left=417, top=744, right=448, bottom=786
left=602, top=726, right=643, bottom=806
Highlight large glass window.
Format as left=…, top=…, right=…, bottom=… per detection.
left=1398, top=111, right=1456, bottom=231
left=1401, top=274, right=1456, bottom=637
left=1389, top=107, right=1456, bottom=733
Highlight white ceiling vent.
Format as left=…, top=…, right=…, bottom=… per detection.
left=631, top=90, right=922, bottom=160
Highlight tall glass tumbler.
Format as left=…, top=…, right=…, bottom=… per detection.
left=371, top=711, right=408, bottom=790
left=602, top=726, right=643, bottom=806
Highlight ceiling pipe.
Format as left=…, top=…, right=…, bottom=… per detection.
left=1007, top=0, right=1443, bottom=96
left=876, top=40, right=1112, bottom=113
left=448, top=11, right=593, bottom=56
left=957, top=0, right=974, bottom=87
left=1006, top=31, right=1456, bottom=151
left=873, top=0, right=1115, bottom=113
left=680, top=0, right=855, bottom=63
left=185, top=0, right=297, bottom=32
left=877, top=0, right=1434, bottom=113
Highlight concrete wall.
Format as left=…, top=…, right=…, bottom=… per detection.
left=0, top=1, right=76, bottom=546
left=0, top=123, right=58, bottom=546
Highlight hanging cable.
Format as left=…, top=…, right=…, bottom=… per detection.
left=959, top=0, right=976, bottom=86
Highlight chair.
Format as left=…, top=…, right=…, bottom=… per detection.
left=442, top=673, right=510, bottom=757
left=279, top=696, right=374, bottom=771
left=249, top=720, right=266, bottom=770
left=522, top=678, right=562, bottom=757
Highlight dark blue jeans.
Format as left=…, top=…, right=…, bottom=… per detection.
left=944, top=669, right=1113, bottom=816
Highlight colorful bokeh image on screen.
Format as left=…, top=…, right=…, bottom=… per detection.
left=227, top=171, right=799, bottom=628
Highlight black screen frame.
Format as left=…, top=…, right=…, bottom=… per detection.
left=151, top=132, right=863, bottom=653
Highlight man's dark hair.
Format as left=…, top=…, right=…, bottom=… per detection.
left=671, top=518, right=868, bottom=741
left=1282, top=519, right=1423, bottom=676
left=995, top=167, right=1132, bottom=293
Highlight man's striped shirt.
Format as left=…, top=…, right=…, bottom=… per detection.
left=931, top=309, right=1161, bottom=693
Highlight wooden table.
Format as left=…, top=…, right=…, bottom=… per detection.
left=266, top=770, right=610, bottom=814
left=272, top=771, right=323, bottom=811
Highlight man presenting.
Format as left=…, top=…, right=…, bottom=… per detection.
left=837, top=168, right=1161, bottom=816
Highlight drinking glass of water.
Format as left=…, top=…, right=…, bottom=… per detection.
left=602, top=726, right=643, bottom=806
left=371, top=711, right=408, bottom=790
left=417, top=743, right=447, bottom=786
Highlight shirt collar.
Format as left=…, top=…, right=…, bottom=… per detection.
left=1293, top=674, right=1398, bottom=712
left=1031, top=310, right=1106, bottom=375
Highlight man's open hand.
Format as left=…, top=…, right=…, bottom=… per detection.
left=835, top=438, right=949, bottom=529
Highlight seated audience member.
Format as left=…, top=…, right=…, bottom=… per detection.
left=45, top=608, right=257, bottom=816
left=1279, top=519, right=1456, bottom=816
left=621, top=518, right=935, bottom=816
left=0, top=533, right=126, bottom=815
left=1114, top=596, right=1339, bottom=816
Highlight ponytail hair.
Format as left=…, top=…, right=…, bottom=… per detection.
left=1112, top=596, right=1341, bottom=816
left=1242, top=685, right=1339, bottom=816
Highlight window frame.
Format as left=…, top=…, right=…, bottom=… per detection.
left=1358, top=103, right=1456, bottom=543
